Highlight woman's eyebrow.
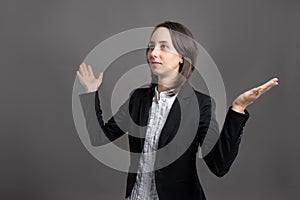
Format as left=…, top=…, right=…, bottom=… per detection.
left=148, top=40, right=169, bottom=44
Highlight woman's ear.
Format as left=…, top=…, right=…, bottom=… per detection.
left=180, top=57, right=184, bottom=64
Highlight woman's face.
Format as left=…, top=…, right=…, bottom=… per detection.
left=147, top=27, right=183, bottom=78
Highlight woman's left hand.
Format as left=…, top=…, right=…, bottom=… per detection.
left=231, top=78, right=279, bottom=114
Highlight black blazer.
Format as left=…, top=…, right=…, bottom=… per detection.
left=79, top=81, right=249, bottom=200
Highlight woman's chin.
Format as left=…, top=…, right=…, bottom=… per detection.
left=150, top=68, right=161, bottom=76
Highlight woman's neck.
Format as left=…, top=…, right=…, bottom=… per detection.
left=157, top=75, right=185, bottom=93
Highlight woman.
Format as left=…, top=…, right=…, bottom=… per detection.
left=77, top=21, right=278, bottom=200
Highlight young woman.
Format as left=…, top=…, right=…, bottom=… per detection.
left=77, top=21, right=278, bottom=200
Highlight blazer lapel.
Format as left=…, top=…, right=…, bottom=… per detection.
left=158, top=81, right=195, bottom=149
left=138, top=91, right=153, bottom=148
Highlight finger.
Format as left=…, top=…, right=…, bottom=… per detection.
left=76, top=70, right=81, bottom=77
left=76, top=70, right=83, bottom=82
left=87, top=65, right=95, bottom=78
left=260, top=78, right=279, bottom=94
left=80, top=62, right=88, bottom=76
left=79, top=63, right=85, bottom=76
left=83, top=63, right=89, bottom=76
left=262, top=78, right=278, bottom=89
left=263, top=78, right=278, bottom=87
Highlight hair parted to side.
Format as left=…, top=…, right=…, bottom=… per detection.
left=146, top=21, right=198, bottom=95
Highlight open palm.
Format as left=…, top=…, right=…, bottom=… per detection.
left=77, top=63, right=103, bottom=93
left=232, top=78, right=279, bottom=113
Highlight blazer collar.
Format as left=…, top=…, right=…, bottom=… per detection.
left=175, top=80, right=195, bottom=101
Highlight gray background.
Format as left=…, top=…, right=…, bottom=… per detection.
left=1, top=0, right=299, bottom=199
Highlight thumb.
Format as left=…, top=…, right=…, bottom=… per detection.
left=98, top=72, right=103, bottom=80
left=97, top=72, right=103, bottom=85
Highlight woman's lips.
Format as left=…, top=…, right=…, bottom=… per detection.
left=151, top=61, right=162, bottom=67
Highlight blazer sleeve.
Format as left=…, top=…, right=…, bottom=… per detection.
left=199, top=97, right=249, bottom=177
left=79, top=91, right=130, bottom=146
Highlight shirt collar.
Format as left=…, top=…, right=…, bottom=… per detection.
left=154, top=85, right=181, bottom=102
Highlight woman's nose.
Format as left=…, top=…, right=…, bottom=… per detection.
left=150, top=47, right=160, bottom=58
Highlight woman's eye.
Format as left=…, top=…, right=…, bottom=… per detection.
left=148, top=44, right=155, bottom=49
left=161, top=44, right=168, bottom=49
left=147, top=44, right=168, bottom=50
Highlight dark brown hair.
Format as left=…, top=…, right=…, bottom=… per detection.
left=147, top=21, right=198, bottom=94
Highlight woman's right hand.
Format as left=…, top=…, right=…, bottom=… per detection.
left=76, top=63, right=103, bottom=93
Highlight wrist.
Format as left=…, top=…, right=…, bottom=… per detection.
left=231, top=104, right=246, bottom=114
left=86, top=87, right=98, bottom=93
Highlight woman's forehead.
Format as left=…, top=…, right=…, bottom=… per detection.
left=149, top=27, right=172, bottom=43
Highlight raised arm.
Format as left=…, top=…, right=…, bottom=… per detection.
left=77, top=63, right=103, bottom=93
left=77, top=63, right=129, bottom=146
left=202, top=78, right=278, bottom=177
